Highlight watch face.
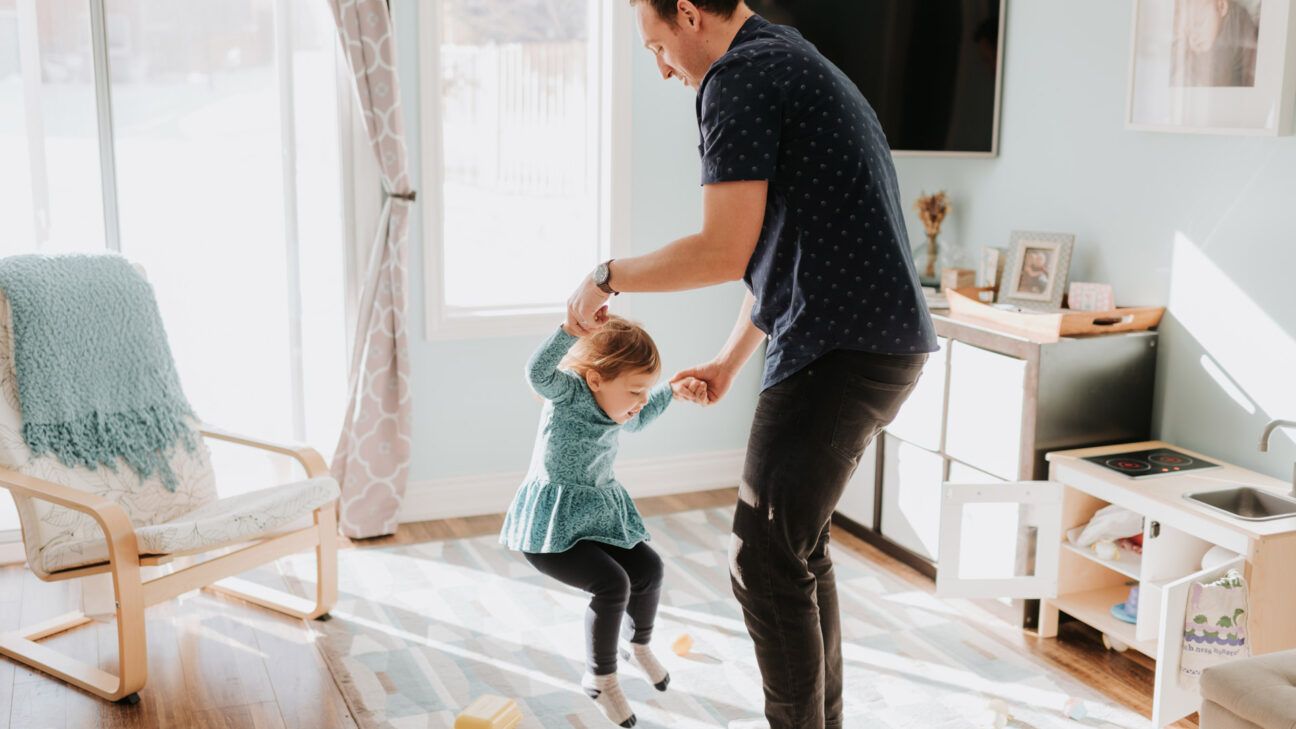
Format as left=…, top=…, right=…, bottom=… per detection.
left=594, top=263, right=609, bottom=284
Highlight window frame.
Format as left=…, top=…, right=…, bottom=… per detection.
left=419, top=0, right=633, bottom=341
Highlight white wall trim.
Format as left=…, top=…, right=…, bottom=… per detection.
left=0, top=530, right=26, bottom=567
left=398, top=449, right=744, bottom=523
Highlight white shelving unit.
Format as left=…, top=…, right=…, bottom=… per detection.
left=834, top=314, right=1160, bottom=582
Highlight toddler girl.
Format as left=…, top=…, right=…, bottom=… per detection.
left=500, top=317, right=705, bottom=727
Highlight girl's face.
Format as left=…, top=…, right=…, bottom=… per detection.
left=587, top=368, right=660, bottom=424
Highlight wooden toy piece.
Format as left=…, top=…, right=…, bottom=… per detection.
left=455, top=695, right=523, bottom=729
left=672, top=633, right=694, bottom=657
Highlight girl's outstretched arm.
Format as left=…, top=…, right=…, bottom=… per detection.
left=526, top=325, right=580, bottom=402
left=623, top=383, right=673, bottom=433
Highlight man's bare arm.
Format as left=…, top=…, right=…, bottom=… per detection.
left=610, top=180, right=767, bottom=292
left=566, top=180, right=767, bottom=334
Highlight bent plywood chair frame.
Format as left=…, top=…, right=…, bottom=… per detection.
left=0, top=426, right=339, bottom=703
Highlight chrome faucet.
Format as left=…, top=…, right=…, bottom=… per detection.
left=1259, top=419, right=1296, bottom=498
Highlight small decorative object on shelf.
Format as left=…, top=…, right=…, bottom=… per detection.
left=1000, top=230, right=1075, bottom=310
left=979, top=246, right=1007, bottom=291
left=1094, top=540, right=1120, bottom=561
left=1069, top=282, right=1115, bottom=312
left=940, top=268, right=976, bottom=292
left=914, top=190, right=951, bottom=280
left=1110, top=584, right=1139, bottom=625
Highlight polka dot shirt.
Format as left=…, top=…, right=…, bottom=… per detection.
left=696, top=14, right=938, bottom=390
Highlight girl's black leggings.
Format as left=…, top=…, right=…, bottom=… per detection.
left=524, top=540, right=663, bottom=675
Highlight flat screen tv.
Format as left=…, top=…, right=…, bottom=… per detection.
left=745, top=0, right=1005, bottom=156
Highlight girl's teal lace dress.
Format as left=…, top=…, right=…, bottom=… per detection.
left=500, top=327, right=672, bottom=554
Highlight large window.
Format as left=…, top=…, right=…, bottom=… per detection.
left=1, top=0, right=104, bottom=254
left=421, top=0, right=630, bottom=338
left=0, top=0, right=349, bottom=536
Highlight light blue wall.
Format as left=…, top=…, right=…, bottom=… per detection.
left=892, top=0, right=1296, bottom=478
left=393, top=1, right=762, bottom=482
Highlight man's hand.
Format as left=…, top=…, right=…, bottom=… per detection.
left=670, top=360, right=737, bottom=406
left=566, top=275, right=610, bottom=336
left=671, top=377, right=708, bottom=404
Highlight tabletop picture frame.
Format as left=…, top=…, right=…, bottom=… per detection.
left=1000, top=231, right=1075, bottom=310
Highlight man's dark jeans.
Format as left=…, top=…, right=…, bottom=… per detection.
left=730, top=349, right=927, bottom=729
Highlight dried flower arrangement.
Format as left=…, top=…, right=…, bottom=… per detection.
left=914, top=191, right=951, bottom=279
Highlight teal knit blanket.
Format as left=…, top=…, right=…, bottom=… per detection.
left=0, top=254, right=196, bottom=491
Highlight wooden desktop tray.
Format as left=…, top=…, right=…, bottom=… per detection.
left=945, top=287, right=1164, bottom=343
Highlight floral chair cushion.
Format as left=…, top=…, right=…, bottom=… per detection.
left=39, top=476, right=339, bottom=573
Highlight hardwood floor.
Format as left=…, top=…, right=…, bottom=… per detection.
left=828, top=522, right=1198, bottom=729
left=0, top=488, right=1194, bottom=728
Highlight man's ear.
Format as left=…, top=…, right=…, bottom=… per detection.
left=678, top=0, right=700, bottom=29
left=586, top=370, right=603, bottom=392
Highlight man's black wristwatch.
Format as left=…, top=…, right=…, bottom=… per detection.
left=593, top=260, right=619, bottom=295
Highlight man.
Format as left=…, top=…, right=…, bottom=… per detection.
left=566, top=2, right=937, bottom=726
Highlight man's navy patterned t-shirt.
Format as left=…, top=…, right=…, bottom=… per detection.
left=696, top=14, right=938, bottom=389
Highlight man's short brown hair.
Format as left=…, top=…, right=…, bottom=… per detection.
left=629, top=0, right=743, bottom=22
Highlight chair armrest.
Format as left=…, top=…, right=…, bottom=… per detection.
left=199, top=425, right=332, bottom=479
left=0, top=466, right=140, bottom=568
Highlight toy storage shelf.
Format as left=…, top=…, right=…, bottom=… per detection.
left=1052, top=585, right=1155, bottom=658
left=1060, top=540, right=1142, bottom=581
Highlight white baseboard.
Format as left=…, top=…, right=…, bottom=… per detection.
left=0, top=533, right=26, bottom=566
left=398, top=449, right=745, bottom=523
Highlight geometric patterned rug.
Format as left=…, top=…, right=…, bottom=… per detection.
left=267, top=508, right=1152, bottom=728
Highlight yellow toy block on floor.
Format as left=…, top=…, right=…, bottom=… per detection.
left=672, top=633, right=694, bottom=656
left=455, top=695, right=523, bottom=729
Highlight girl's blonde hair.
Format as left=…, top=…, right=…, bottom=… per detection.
left=562, top=316, right=661, bottom=381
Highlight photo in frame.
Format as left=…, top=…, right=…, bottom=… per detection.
left=1000, top=232, right=1075, bottom=310
left=1127, top=0, right=1296, bottom=134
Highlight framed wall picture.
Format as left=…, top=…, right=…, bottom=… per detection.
left=1000, top=231, right=1075, bottom=310
left=1127, top=0, right=1296, bottom=135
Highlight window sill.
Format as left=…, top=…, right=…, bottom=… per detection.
left=424, top=307, right=567, bottom=341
